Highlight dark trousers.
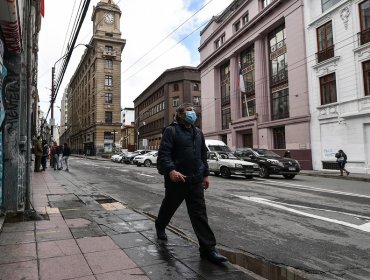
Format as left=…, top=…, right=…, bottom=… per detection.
left=41, top=155, right=47, bottom=170
left=34, top=155, right=42, bottom=171
left=155, top=179, right=216, bottom=253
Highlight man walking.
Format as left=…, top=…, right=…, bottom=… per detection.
left=62, top=142, right=71, bottom=171
left=155, top=103, right=227, bottom=264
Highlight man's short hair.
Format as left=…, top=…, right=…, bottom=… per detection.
left=176, top=103, right=194, bottom=113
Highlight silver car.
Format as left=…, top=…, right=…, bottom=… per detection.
left=207, top=151, right=260, bottom=179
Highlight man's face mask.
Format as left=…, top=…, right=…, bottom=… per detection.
left=184, top=110, right=197, bottom=125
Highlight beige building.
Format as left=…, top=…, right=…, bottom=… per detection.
left=64, top=0, right=125, bottom=155
left=133, top=66, right=201, bottom=150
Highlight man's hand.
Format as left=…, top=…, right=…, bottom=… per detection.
left=202, top=176, right=209, bottom=190
left=169, top=170, right=186, bottom=182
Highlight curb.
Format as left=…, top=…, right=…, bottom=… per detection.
left=299, top=172, right=370, bottom=182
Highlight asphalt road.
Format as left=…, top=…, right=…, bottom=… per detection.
left=63, top=158, right=370, bottom=280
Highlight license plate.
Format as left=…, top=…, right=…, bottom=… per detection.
left=289, top=167, right=296, bottom=171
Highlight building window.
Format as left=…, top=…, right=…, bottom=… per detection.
left=269, top=25, right=288, bottom=87
left=105, top=75, right=113, bottom=86
left=220, top=63, right=230, bottom=106
left=359, top=0, right=370, bottom=45
left=173, top=83, right=179, bottom=91
left=105, top=111, right=113, bottom=123
left=242, top=96, right=255, bottom=117
left=271, top=88, right=289, bottom=120
left=105, top=59, right=113, bottom=69
left=273, top=127, right=286, bottom=149
left=234, top=21, right=241, bottom=32
left=242, top=13, right=249, bottom=25
left=193, top=83, right=200, bottom=91
left=105, top=93, right=112, bottom=103
left=193, top=96, right=201, bottom=106
left=363, top=60, right=370, bottom=96
left=262, top=0, right=274, bottom=8
left=320, top=73, right=337, bottom=105
left=105, top=45, right=113, bottom=52
left=215, top=34, right=225, bottom=49
left=221, top=107, right=231, bottom=130
left=321, top=0, right=341, bottom=12
left=172, top=97, right=179, bottom=107
left=316, top=21, right=334, bottom=63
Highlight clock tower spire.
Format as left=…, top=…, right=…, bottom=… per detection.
left=91, top=0, right=122, bottom=37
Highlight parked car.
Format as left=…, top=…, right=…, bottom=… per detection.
left=207, top=151, right=260, bottom=179
left=122, top=150, right=152, bottom=164
left=134, top=151, right=158, bottom=167
left=111, top=152, right=126, bottom=163
left=234, top=148, right=301, bottom=179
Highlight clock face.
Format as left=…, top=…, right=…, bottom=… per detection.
left=104, top=13, right=114, bottom=24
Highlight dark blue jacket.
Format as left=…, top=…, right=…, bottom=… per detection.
left=158, top=123, right=209, bottom=183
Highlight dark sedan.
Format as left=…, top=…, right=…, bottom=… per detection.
left=234, top=148, right=301, bottom=179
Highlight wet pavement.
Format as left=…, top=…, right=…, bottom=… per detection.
left=0, top=167, right=259, bottom=280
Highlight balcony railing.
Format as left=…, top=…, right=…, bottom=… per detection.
left=358, top=29, right=370, bottom=45
left=271, top=69, right=288, bottom=87
left=245, top=82, right=255, bottom=94
left=316, top=45, right=334, bottom=63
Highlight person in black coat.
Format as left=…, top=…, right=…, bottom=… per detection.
left=335, top=149, right=349, bottom=176
left=155, top=103, right=227, bottom=264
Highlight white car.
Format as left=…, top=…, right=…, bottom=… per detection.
left=111, top=153, right=125, bottom=162
left=207, top=151, right=260, bottom=179
left=134, top=151, right=158, bottom=167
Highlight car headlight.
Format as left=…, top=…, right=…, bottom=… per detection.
left=267, top=159, right=284, bottom=167
left=235, top=164, right=243, bottom=168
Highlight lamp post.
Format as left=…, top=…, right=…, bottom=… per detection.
left=112, top=129, right=117, bottom=153
left=136, top=121, right=145, bottom=150
left=50, top=43, right=92, bottom=143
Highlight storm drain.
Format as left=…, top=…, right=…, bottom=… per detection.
left=218, top=248, right=310, bottom=280
left=91, top=195, right=118, bottom=204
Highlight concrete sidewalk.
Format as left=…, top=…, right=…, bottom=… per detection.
left=0, top=168, right=258, bottom=280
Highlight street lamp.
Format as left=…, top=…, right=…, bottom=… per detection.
left=111, top=129, right=117, bottom=152
left=50, top=43, right=92, bottom=143
left=136, top=121, right=146, bottom=150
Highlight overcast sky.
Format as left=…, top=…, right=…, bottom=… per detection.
left=37, top=0, right=233, bottom=126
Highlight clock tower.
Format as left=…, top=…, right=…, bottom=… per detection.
left=91, top=0, right=122, bottom=37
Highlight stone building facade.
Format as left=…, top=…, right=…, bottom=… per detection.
left=133, top=66, right=201, bottom=150
left=305, top=0, right=370, bottom=174
left=198, top=0, right=312, bottom=169
left=65, top=0, right=125, bottom=156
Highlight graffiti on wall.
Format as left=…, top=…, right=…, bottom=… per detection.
left=0, top=38, right=6, bottom=208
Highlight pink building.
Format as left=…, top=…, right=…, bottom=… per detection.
left=198, top=0, right=312, bottom=169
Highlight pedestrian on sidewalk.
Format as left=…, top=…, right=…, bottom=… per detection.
left=62, top=142, right=71, bottom=171
left=50, top=142, right=61, bottom=171
left=34, top=136, right=43, bottom=172
left=155, top=103, right=228, bottom=264
left=41, top=140, right=49, bottom=171
left=335, top=149, right=350, bottom=176
left=58, top=144, right=64, bottom=170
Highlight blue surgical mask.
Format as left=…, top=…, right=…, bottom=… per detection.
left=184, top=111, right=197, bottom=125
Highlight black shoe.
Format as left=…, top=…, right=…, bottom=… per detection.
left=155, top=225, right=167, bottom=240
left=200, top=251, right=228, bottom=264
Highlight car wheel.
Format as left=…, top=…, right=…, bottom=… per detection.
left=283, top=174, right=295, bottom=179
left=245, top=175, right=253, bottom=179
left=120, top=159, right=124, bottom=163
left=144, top=160, right=152, bottom=167
left=214, top=171, right=220, bottom=176
left=220, top=167, right=231, bottom=178
left=259, top=165, right=269, bottom=178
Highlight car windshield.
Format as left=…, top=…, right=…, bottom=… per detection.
left=218, top=152, right=238, bottom=160
left=254, top=149, right=280, bottom=157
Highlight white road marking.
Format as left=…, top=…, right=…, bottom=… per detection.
left=138, top=173, right=155, bottom=177
left=254, top=178, right=370, bottom=199
left=233, top=195, right=370, bottom=233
